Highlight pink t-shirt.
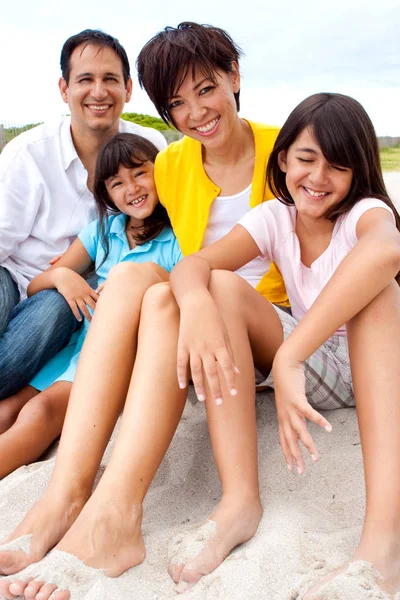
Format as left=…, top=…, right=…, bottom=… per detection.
left=239, top=198, right=395, bottom=336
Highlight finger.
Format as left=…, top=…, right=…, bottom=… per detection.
left=177, top=347, right=189, bottom=391
left=96, top=283, right=105, bottom=294
left=68, top=301, right=82, bottom=322
left=292, top=415, right=319, bottom=462
left=215, top=347, right=238, bottom=397
left=84, top=295, right=97, bottom=311
left=202, top=355, right=223, bottom=405
left=284, top=423, right=305, bottom=474
left=77, top=299, right=92, bottom=322
left=49, top=255, right=62, bottom=265
left=89, top=289, right=100, bottom=301
left=189, top=355, right=207, bottom=402
left=278, top=424, right=293, bottom=471
left=302, top=403, right=332, bottom=432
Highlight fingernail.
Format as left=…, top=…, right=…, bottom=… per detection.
left=296, top=465, right=302, bottom=475
left=287, top=463, right=292, bottom=472
left=216, top=398, right=223, bottom=406
left=178, top=382, right=186, bottom=389
left=325, top=424, right=333, bottom=432
left=311, top=454, right=318, bottom=462
left=230, top=388, right=237, bottom=396
left=197, top=393, right=205, bottom=402
left=234, top=366, right=240, bottom=374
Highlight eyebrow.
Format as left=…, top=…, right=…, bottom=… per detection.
left=75, top=71, right=121, bottom=79
left=295, top=147, right=317, bottom=154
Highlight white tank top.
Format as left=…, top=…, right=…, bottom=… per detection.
left=201, top=184, right=270, bottom=288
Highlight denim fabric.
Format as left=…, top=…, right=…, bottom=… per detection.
left=0, top=267, right=19, bottom=337
left=0, top=289, right=82, bottom=400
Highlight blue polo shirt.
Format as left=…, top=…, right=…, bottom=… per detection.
left=30, top=213, right=182, bottom=391
left=79, top=213, right=182, bottom=285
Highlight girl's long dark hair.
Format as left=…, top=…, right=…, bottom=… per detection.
left=266, top=93, right=400, bottom=282
left=94, top=133, right=170, bottom=263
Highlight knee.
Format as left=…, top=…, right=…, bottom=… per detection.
left=141, top=282, right=177, bottom=316
left=18, top=389, right=59, bottom=423
left=107, top=262, right=163, bottom=289
left=208, top=270, right=246, bottom=308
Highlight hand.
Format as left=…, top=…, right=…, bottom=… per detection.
left=49, top=254, right=64, bottom=265
left=273, top=352, right=332, bottom=474
left=96, top=282, right=106, bottom=294
left=177, top=296, right=239, bottom=405
left=53, top=267, right=100, bottom=322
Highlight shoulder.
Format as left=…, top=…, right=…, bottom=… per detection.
left=156, top=135, right=198, bottom=167
left=118, top=120, right=167, bottom=151
left=343, top=198, right=396, bottom=228
left=246, top=120, right=280, bottom=148
left=0, top=117, right=66, bottom=166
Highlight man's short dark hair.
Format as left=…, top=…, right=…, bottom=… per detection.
left=137, top=22, right=243, bottom=125
left=60, top=29, right=131, bottom=85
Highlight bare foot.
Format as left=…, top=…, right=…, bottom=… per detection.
left=303, top=560, right=395, bottom=599
left=168, top=495, right=263, bottom=593
left=0, top=495, right=147, bottom=600
left=0, top=489, right=87, bottom=577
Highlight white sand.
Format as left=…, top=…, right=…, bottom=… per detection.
left=0, top=388, right=395, bottom=600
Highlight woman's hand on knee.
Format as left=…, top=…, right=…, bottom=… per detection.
left=177, top=296, right=239, bottom=405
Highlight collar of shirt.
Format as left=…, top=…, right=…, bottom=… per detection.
left=59, top=117, right=80, bottom=171
left=109, top=213, right=174, bottom=252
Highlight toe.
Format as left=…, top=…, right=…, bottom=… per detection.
left=34, top=583, right=58, bottom=600
left=9, top=578, right=32, bottom=596
left=168, top=560, right=184, bottom=584
left=49, top=591, right=70, bottom=600
left=23, top=580, right=45, bottom=599
left=0, top=578, right=19, bottom=600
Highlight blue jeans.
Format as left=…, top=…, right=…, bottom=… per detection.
left=0, top=267, right=20, bottom=337
left=0, top=289, right=82, bottom=400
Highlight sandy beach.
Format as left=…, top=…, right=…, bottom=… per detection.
left=0, top=172, right=399, bottom=600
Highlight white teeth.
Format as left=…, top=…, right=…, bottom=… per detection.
left=196, top=117, right=219, bottom=133
left=304, top=187, right=328, bottom=198
left=88, top=105, right=109, bottom=111
left=130, top=196, right=146, bottom=205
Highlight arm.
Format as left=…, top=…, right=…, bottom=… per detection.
left=274, top=208, right=400, bottom=472
left=170, top=225, right=261, bottom=402
left=27, top=238, right=99, bottom=322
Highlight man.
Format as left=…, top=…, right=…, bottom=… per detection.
left=0, top=29, right=166, bottom=400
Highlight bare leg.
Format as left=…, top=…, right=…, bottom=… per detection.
left=0, top=382, right=70, bottom=480
left=304, top=281, right=400, bottom=597
left=0, top=386, right=38, bottom=434
left=0, top=262, right=167, bottom=578
left=4, top=283, right=188, bottom=600
left=169, top=270, right=285, bottom=592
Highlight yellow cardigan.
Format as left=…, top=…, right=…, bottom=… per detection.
left=155, top=120, right=289, bottom=305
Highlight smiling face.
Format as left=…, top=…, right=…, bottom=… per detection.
left=105, top=160, right=158, bottom=228
left=278, top=128, right=353, bottom=221
left=168, top=64, right=241, bottom=149
left=59, top=43, right=132, bottom=137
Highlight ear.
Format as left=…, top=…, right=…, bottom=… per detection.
left=59, top=77, right=69, bottom=104
left=230, top=61, right=240, bottom=94
left=278, top=150, right=288, bottom=173
left=125, top=78, right=133, bottom=104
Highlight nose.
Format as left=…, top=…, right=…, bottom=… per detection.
left=188, top=99, right=207, bottom=124
left=92, top=79, right=107, bottom=101
left=126, top=181, right=140, bottom=195
left=309, top=162, right=329, bottom=185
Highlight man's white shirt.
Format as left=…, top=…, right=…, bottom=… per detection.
left=0, top=117, right=167, bottom=298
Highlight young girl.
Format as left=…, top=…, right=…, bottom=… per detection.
left=165, top=92, right=400, bottom=595
left=0, top=132, right=181, bottom=479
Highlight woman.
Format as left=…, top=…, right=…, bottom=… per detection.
left=0, top=23, right=285, bottom=600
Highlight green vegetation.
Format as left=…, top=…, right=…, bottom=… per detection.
left=3, top=123, right=40, bottom=145
left=380, top=145, right=400, bottom=172
left=121, top=112, right=172, bottom=131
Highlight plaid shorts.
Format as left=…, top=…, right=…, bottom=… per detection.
left=264, top=306, right=355, bottom=410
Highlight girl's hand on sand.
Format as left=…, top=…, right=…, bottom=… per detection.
left=273, top=354, right=332, bottom=474
left=53, top=267, right=100, bottom=322
left=177, top=297, right=239, bottom=405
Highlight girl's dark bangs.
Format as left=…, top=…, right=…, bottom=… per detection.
left=311, top=109, right=353, bottom=169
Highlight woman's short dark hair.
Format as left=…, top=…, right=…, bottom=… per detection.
left=94, top=133, right=170, bottom=262
left=267, top=92, right=400, bottom=230
left=60, top=29, right=131, bottom=84
left=137, top=22, right=243, bottom=125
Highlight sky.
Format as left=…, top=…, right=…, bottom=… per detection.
left=1, top=0, right=399, bottom=135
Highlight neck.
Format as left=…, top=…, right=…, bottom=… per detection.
left=296, top=212, right=335, bottom=237
left=202, top=118, right=253, bottom=167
